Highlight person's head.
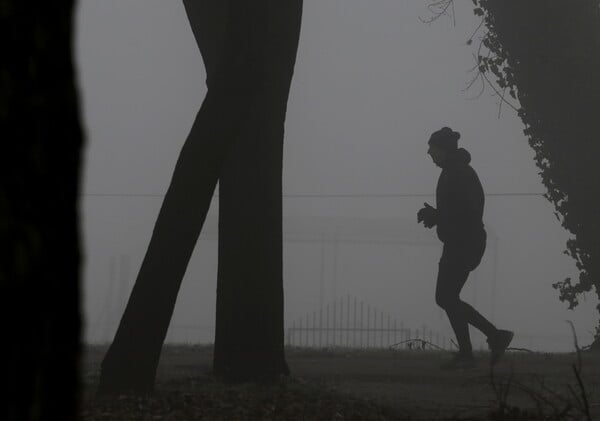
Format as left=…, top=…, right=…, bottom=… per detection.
left=427, top=127, right=460, bottom=167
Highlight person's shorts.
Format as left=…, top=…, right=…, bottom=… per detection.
left=440, top=230, right=486, bottom=272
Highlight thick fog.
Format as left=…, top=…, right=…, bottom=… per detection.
left=75, top=0, right=598, bottom=351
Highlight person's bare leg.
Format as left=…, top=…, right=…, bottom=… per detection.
left=436, top=262, right=473, bottom=356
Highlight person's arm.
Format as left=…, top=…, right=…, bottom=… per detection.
left=417, top=202, right=437, bottom=228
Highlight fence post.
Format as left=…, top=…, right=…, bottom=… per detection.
left=306, top=314, right=310, bottom=347
left=319, top=306, right=323, bottom=348
left=387, top=315, right=391, bottom=347
left=346, top=295, right=350, bottom=347
left=312, top=311, right=316, bottom=348
left=360, top=301, right=364, bottom=348
left=366, top=305, right=371, bottom=348
left=353, top=297, right=357, bottom=347
left=333, top=300, right=337, bottom=347
left=380, top=311, right=384, bottom=348
left=400, top=322, right=404, bottom=349
left=339, top=296, right=344, bottom=346
left=326, top=303, right=330, bottom=346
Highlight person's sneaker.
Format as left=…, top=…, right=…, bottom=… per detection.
left=440, top=353, right=477, bottom=370
left=487, top=329, right=514, bottom=366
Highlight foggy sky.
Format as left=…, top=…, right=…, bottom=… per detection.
left=75, top=0, right=598, bottom=351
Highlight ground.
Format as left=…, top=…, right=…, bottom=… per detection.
left=81, top=345, right=600, bottom=420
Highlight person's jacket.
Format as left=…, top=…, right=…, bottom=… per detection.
left=435, top=148, right=485, bottom=246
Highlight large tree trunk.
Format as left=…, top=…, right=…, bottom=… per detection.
left=99, top=0, right=303, bottom=393
left=214, top=0, right=303, bottom=381
left=0, top=2, right=83, bottom=419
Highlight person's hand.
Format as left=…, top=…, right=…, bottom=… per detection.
left=417, top=202, right=437, bottom=228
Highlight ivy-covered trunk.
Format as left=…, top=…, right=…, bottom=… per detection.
left=0, top=2, right=83, bottom=419
left=474, top=0, right=600, bottom=346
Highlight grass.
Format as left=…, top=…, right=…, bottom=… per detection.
left=80, top=345, right=600, bottom=420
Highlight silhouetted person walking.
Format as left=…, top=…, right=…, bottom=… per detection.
left=418, top=127, right=513, bottom=369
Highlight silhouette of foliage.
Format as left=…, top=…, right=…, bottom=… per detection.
left=470, top=0, right=600, bottom=344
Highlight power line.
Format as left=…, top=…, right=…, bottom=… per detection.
left=83, top=192, right=545, bottom=199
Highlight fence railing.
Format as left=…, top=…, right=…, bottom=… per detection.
left=287, top=295, right=450, bottom=349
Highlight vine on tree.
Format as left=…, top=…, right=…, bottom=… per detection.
left=472, top=0, right=600, bottom=341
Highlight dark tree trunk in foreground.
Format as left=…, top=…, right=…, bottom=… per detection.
left=0, top=2, right=83, bottom=420
left=99, top=0, right=302, bottom=393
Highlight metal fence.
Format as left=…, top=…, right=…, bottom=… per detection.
left=287, top=296, right=450, bottom=349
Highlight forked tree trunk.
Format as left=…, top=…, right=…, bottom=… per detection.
left=99, top=0, right=302, bottom=393
left=1, top=2, right=83, bottom=419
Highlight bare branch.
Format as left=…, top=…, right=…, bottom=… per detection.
left=572, top=364, right=593, bottom=421
left=419, top=0, right=456, bottom=26
left=498, top=86, right=507, bottom=118
left=480, top=71, right=520, bottom=114
left=506, top=347, right=535, bottom=353
left=566, top=320, right=582, bottom=372
left=466, top=18, right=486, bottom=46
left=389, top=338, right=447, bottom=351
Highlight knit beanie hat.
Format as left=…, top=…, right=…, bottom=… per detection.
left=428, top=127, right=460, bottom=151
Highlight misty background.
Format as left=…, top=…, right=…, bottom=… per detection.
left=75, top=0, right=598, bottom=351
